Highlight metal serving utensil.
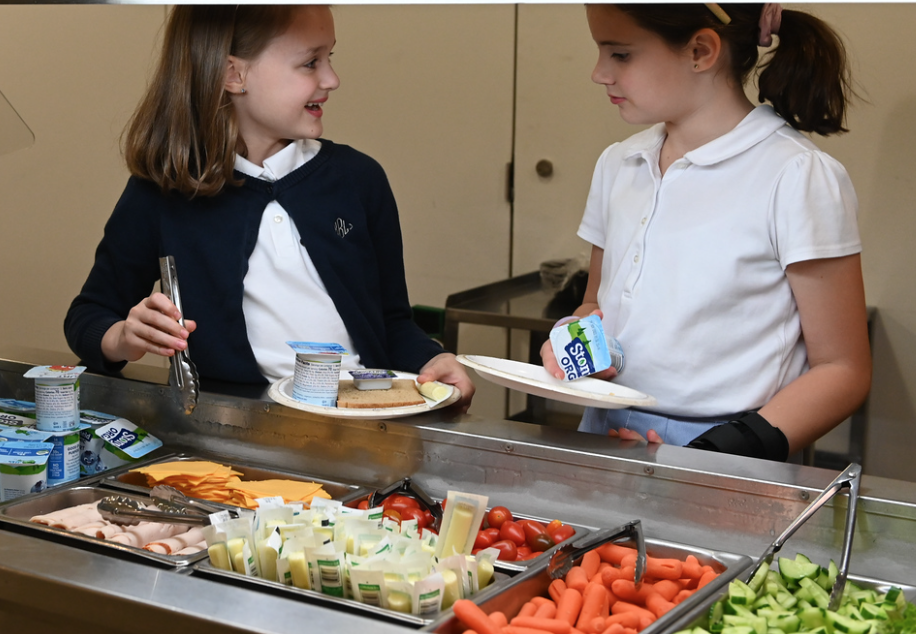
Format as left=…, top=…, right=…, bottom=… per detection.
left=368, top=476, right=444, bottom=531
left=150, top=484, right=237, bottom=518
left=744, top=463, right=861, bottom=610
left=159, top=256, right=200, bottom=415
left=98, top=495, right=211, bottom=527
left=548, top=519, right=646, bottom=582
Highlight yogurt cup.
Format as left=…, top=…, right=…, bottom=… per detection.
left=287, top=342, right=349, bottom=407
left=46, top=426, right=83, bottom=486
left=349, top=369, right=396, bottom=390
left=93, top=417, right=163, bottom=472
left=0, top=398, right=36, bottom=418
left=549, top=314, right=625, bottom=381
left=23, top=365, right=86, bottom=432
left=0, top=441, right=53, bottom=502
left=79, top=410, right=118, bottom=476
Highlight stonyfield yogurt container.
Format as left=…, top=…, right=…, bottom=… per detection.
left=0, top=441, right=54, bottom=502
left=287, top=342, right=349, bottom=407
left=0, top=411, right=37, bottom=431
left=0, top=424, right=52, bottom=444
left=79, top=410, right=119, bottom=475
left=549, top=314, right=625, bottom=381
left=92, top=418, right=163, bottom=473
left=23, top=365, right=86, bottom=432
left=46, top=426, right=85, bottom=487
left=0, top=398, right=36, bottom=419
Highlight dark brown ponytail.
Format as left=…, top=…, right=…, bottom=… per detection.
left=757, top=9, right=852, bottom=135
left=614, top=4, right=853, bottom=136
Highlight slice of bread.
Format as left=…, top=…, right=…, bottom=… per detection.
left=336, top=379, right=426, bottom=409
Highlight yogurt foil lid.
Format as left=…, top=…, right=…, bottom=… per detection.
left=0, top=441, right=54, bottom=464
left=0, top=412, right=37, bottom=429
left=0, top=399, right=36, bottom=416
left=23, top=365, right=87, bottom=380
left=0, top=424, right=52, bottom=442
left=286, top=341, right=350, bottom=356
left=94, top=419, right=162, bottom=460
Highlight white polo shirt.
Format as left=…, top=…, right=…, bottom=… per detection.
left=236, top=140, right=361, bottom=383
left=578, top=105, right=860, bottom=417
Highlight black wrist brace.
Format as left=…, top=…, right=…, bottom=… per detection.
left=686, top=412, right=790, bottom=462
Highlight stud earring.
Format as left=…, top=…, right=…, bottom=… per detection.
left=240, top=88, right=247, bottom=94
left=694, top=64, right=699, bottom=69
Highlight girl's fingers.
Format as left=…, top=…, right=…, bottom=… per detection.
left=541, top=339, right=565, bottom=379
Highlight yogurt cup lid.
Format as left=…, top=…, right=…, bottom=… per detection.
left=349, top=369, right=396, bottom=380
left=23, top=365, right=86, bottom=380
left=287, top=341, right=350, bottom=356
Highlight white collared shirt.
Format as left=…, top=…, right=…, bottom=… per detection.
left=578, top=106, right=860, bottom=416
left=236, top=140, right=361, bottom=382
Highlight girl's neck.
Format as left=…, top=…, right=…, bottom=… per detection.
left=659, top=89, right=755, bottom=176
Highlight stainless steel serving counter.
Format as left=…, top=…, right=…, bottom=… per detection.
left=2, top=350, right=915, bottom=632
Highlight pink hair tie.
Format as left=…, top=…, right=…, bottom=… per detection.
left=758, top=3, right=782, bottom=47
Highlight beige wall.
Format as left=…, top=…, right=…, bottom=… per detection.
left=1, top=4, right=915, bottom=479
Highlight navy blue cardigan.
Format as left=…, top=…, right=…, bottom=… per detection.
left=64, top=140, right=444, bottom=383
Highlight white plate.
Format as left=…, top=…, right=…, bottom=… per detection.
left=267, top=371, right=461, bottom=419
left=457, top=354, right=656, bottom=409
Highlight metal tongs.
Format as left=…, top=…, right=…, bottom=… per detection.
left=744, top=463, right=861, bottom=610
left=159, top=256, right=200, bottom=415
left=368, top=476, right=444, bottom=531
left=98, top=494, right=211, bottom=527
left=548, top=519, right=646, bottom=582
left=150, top=484, right=237, bottom=518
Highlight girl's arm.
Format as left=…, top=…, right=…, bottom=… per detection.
left=757, top=253, right=872, bottom=454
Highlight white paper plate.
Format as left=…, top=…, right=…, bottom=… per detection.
left=457, top=354, right=656, bottom=409
left=268, top=370, right=461, bottom=419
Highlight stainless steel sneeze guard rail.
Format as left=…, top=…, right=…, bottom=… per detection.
left=1, top=352, right=915, bottom=632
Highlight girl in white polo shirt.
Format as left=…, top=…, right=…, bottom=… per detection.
left=542, top=3, right=870, bottom=461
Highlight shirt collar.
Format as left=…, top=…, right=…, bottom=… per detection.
left=234, top=138, right=322, bottom=182
left=623, top=105, right=788, bottom=166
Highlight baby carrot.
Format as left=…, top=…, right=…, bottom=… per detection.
left=595, top=543, right=634, bottom=565
left=535, top=600, right=558, bottom=619
left=619, top=565, right=636, bottom=582
left=638, top=616, right=655, bottom=631
left=673, top=589, right=695, bottom=604
left=610, top=579, right=654, bottom=605
left=644, top=592, right=675, bottom=618
left=681, top=555, right=704, bottom=579
left=603, top=612, right=641, bottom=628
left=566, top=566, right=590, bottom=592
left=581, top=550, right=602, bottom=580
left=601, top=624, right=626, bottom=634
left=698, top=569, right=719, bottom=589
left=620, top=553, right=637, bottom=569
left=600, top=566, right=624, bottom=587
left=452, top=599, right=501, bottom=634
left=556, top=587, right=584, bottom=626
left=611, top=601, right=656, bottom=623
left=588, top=617, right=607, bottom=634
left=510, top=616, right=572, bottom=634
left=504, top=627, right=558, bottom=634
left=645, top=556, right=683, bottom=580
left=532, top=597, right=554, bottom=607
left=519, top=601, right=540, bottom=617
left=490, top=611, right=509, bottom=628
left=549, top=578, right=568, bottom=603
left=577, top=582, right=610, bottom=631
left=651, top=579, right=680, bottom=602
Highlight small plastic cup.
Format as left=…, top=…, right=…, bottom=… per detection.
left=549, top=314, right=625, bottom=381
left=23, top=365, right=86, bottom=432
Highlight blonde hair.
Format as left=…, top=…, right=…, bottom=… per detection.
left=123, top=6, right=296, bottom=197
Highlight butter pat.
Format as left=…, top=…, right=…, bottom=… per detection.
left=549, top=314, right=624, bottom=381
left=418, top=381, right=452, bottom=402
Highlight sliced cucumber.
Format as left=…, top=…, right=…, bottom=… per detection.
left=779, top=555, right=821, bottom=582
left=749, top=562, right=770, bottom=593
left=828, top=610, right=873, bottom=634
left=730, top=580, right=759, bottom=606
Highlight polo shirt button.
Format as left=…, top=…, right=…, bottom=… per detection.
left=633, top=254, right=640, bottom=263
left=274, top=215, right=283, bottom=223
left=641, top=217, right=647, bottom=225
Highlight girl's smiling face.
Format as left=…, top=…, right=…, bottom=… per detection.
left=228, top=6, right=339, bottom=165
left=586, top=5, right=698, bottom=126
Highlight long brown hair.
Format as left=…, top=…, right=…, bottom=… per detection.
left=614, top=4, right=853, bottom=136
left=123, top=6, right=296, bottom=197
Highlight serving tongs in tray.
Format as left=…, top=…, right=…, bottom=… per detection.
left=744, top=462, right=861, bottom=610
left=99, top=484, right=240, bottom=527
left=159, top=255, right=199, bottom=415
left=548, top=518, right=646, bottom=582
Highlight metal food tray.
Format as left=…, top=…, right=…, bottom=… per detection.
left=101, top=452, right=368, bottom=507
left=0, top=484, right=214, bottom=567
left=346, top=493, right=591, bottom=573
left=423, top=537, right=753, bottom=633
left=192, top=559, right=513, bottom=628
left=663, top=568, right=916, bottom=634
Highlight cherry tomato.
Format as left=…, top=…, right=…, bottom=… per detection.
left=400, top=507, right=427, bottom=529
left=356, top=499, right=370, bottom=510
left=529, top=533, right=555, bottom=552
left=516, top=545, right=532, bottom=559
left=382, top=508, right=402, bottom=524
left=518, top=519, right=549, bottom=546
left=474, top=530, right=495, bottom=550
left=486, top=506, right=513, bottom=530
left=482, top=528, right=501, bottom=542
left=551, top=524, right=576, bottom=543
left=423, top=509, right=435, bottom=528
left=519, top=551, right=541, bottom=561
left=384, top=495, right=421, bottom=516
left=490, top=539, right=518, bottom=561
left=499, top=520, right=527, bottom=547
